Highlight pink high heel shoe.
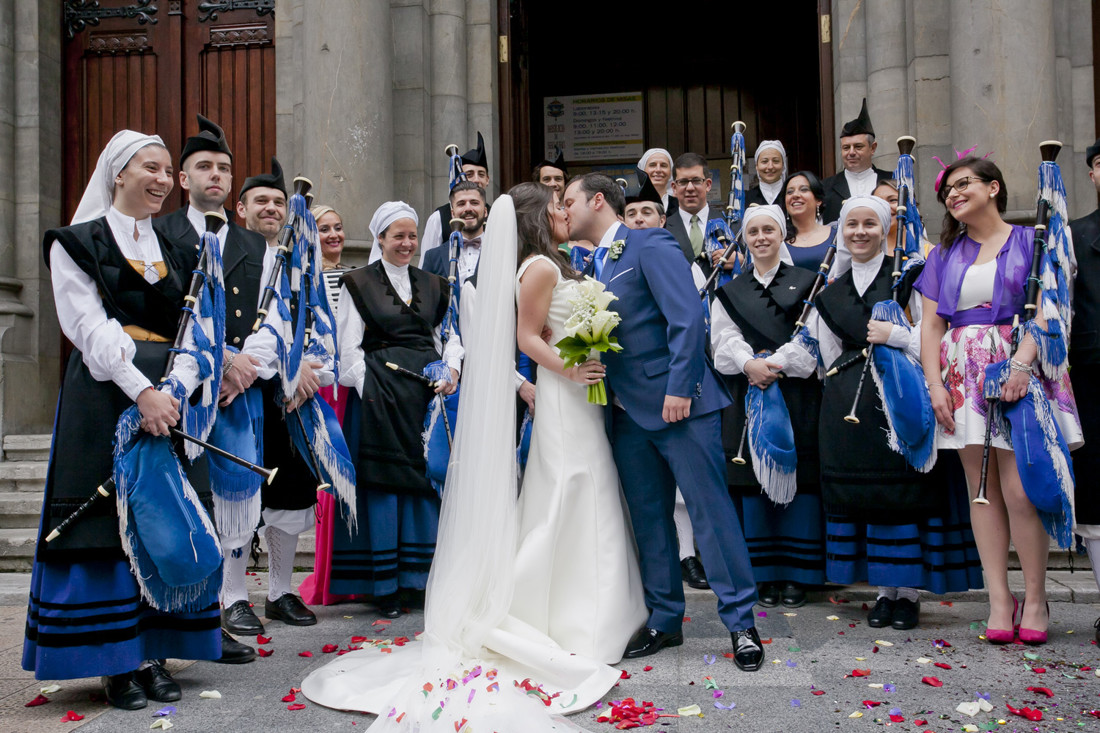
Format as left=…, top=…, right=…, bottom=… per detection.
left=985, top=596, right=1018, bottom=645
left=1018, top=601, right=1049, bottom=645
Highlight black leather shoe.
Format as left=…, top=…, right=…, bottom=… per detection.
left=780, top=582, right=806, bottom=608
left=867, top=597, right=895, bottom=628
left=265, top=593, right=318, bottom=626
left=223, top=600, right=264, bottom=635
left=135, top=660, right=181, bottom=702
left=757, top=583, right=780, bottom=608
left=103, top=672, right=148, bottom=710
left=623, top=626, right=684, bottom=659
left=376, top=594, right=402, bottom=619
left=891, top=598, right=920, bottom=630
left=680, top=557, right=710, bottom=590
left=214, top=629, right=257, bottom=664
left=731, top=627, right=764, bottom=672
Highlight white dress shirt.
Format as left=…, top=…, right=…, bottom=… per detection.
left=677, top=203, right=711, bottom=234
left=844, top=167, right=879, bottom=199
left=49, top=206, right=200, bottom=401
left=337, top=262, right=464, bottom=397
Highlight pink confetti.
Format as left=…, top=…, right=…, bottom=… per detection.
left=287, top=703, right=306, bottom=711
left=24, top=695, right=49, bottom=707
left=60, top=711, right=84, bottom=722
left=298, top=651, right=313, bottom=657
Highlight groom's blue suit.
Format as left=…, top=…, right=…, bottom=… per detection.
left=597, top=223, right=759, bottom=633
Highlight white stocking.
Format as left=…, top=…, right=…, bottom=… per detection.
left=266, top=526, right=299, bottom=602
left=220, top=547, right=250, bottom=607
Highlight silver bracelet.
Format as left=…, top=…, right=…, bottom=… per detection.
left=222, top=352, right=236, bottom=376
left=1009, top=358, right=1032, bottom=373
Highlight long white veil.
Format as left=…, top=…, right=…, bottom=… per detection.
left=302, top=196, right=603, bottom=730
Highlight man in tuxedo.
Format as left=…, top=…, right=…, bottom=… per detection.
left=154, top=114, right=269, bottom=664
left=820, top=98, right=892, bottom=223
left=420, top=180, right=487, bottom=286
left=562, top=173, right=763, bottom=672
left=1069, top=137, right=1100, bottom=643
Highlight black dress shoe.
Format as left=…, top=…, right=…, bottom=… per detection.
left=103, top=672, right=148, bottom=710
left=891, top=598, right=920, bottom=630
left=867, top=597, right=895, bottom=628
left=135, top=660, right=181, bottom=702
left=214, top=629, right=257, bottom=664
left=731, top=627, right=764, bottom=672
left=265, top=593, right=318, bottom=626
left=680, top=557, right=710, bottom=590
left=780, top=582, right=806, bottom=608
left=757, top=583, right=780, bottom=608
left=223, top=600, right=264, bottom=635
left=623, top=626, right=684, bottom=659
left=376, top=594, right=402, bottom=619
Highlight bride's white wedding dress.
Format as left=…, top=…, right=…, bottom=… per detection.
left=300, top=200, right=645, bottom=730
left=511, top=255, right=647, bottom=663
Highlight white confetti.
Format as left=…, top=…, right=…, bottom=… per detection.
left=826, top=615, right=840, bottom=621
left=956, top=701, right=981, bottom=717
left=867, top=683, right=884, bottom=689
left=873, top=640, right=893, bottom=647
left=916, top=657, right=932, bottom=664
left=199, top=690, right=222, bottom=699
left=40, top=684, right=61, bottom=694
left=151, top=720, right=174, bottom=730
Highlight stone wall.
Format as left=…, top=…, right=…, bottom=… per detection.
left=0, top=0, right=61, bottom=444
left=832, top=0, right=1095, bottom=234
left=276, top=0, right=497, bottom=265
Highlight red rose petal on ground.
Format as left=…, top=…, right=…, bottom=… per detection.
left=60, top=710, right=84, bottom=721
left=921, top=676, right=943, bottom=687
left=1031, top=667, right=1046, bottom=674
left=298, top=651, right=313, bottom=657
left=934, top=662, right=952, bottom=670
left=24, top=695, right=49, bottom=707
left=256, top=634, right=271, bottom=644
left=287, top=703, right=306, bottom=711
left=723, top=652, right=735, bottom=658
left=642, top=666, right=653, bottom=672
left=351, top=636, right=368, bottom=643
left=889, top=714, right=905, bottom=723
left=282, top=693, right=296, bottom=702
left=322, top=644, right=339, bottom=653
left=914, top=719, right=927, bottom=726
left=861, top=700, right=882, bottom=708
left=1027, top=686, right=1053, bottom=698
left=812, top=690, right=826, bottom=696
left=620, top=670, right=631, bottom=679
left=258, top=648, right=273, bottom=657
left=850, top=669, right=871, bottom=678
left=371, top=619, right=391, bottom=627
left=1006, top=702, right=1042, bottom=721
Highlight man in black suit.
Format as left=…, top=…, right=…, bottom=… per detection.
left=820, top=98, right=892, bottom=223
left=1069, top=137, right=1100, bottom=643
left=420, top=180, right=487, bottom=286
left=154, top=114, right=268, bottom=665
left=665, top=152, right=724, bottom=281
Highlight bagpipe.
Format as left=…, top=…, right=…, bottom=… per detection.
left=977, top=141, right=1075, bottom=548
left=729, top=239, right=837, bottom=503
left=700, top=122, right=748, bottom=296
left=827, top=136, right=937, bottom=473
left=48, top=212, right=275, bottom=612
left=256, top=176, right=357, bottom=527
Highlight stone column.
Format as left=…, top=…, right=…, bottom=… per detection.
left=831, top=0, right=870, bottom=169
left=907, top=0, right=952, bottom=230
left=0, top=0, right=14, bottom=281
left=865, top=0, right=909, bottom=172
left=1063, top=0, right=1097, bottom=219
left=392, top=1, right=432, bottom=218
left=466, top=0, right=495, bottom=198
left=429, top=0, right=468, bottom=204
left=950, top=0, right=1058, bottom=220
left=279, top=0, right=393, bottom=261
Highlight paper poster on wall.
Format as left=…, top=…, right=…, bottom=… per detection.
left=543, top=92, right=645, bottom=162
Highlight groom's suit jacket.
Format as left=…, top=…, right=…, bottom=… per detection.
left=597, top=223, right=731, bottom=432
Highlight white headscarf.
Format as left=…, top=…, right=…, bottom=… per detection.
left=637, top=148, right=672, bottom=174
left=831, top=195, right=892, bottom=280
left=368, top=201, right=418, bottom=242
left=741, top=204, right=793, bottom=266
left=72, top=130, right=165, bottom=225
left=753, top=140, right=788, bottom=206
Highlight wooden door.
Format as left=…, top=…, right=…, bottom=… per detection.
left=62, top=0, right=277, bottom=220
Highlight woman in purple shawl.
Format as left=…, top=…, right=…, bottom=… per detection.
left=915, top=157, right=1082, bottom=646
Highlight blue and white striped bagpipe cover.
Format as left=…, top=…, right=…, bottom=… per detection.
left=111, top=226, right=226, bottom=611
left=866, top=149, right=937, bottom=473
left=261, top=193, right=357, bottom=528
left=981, top=157, right=1076, bottom=548
left=423, top=228, right=463, bottom=496
left=703, top=218, right=739, bottom=293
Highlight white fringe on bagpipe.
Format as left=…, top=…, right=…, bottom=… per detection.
left=211, top=491, right=262, bottom=548
left=306, top=397, right=357, bottom=532
left=113, top=408, right=222, bottom=612
left=748, top=443, right=797, bottom=506
left=1033, top=165, right=1075, bottom=379
left=869, top=358, right=937, bottom=474
left=180, top=230, right=227, bottom=460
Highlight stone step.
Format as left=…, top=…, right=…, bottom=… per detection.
left=0, top=528, right=37, bottom=571
left=0, top=460, right=47, bottom=492
left=0, top=492, right=43, bottom=529
left=2, top=434, right=52, bottom=462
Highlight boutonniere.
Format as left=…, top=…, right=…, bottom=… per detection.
left=609, top=239, right=626, bottom=260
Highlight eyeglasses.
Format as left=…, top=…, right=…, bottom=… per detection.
left=941, top=176, right=989, bottom=196
left=674, top=177, right=708, bottom=188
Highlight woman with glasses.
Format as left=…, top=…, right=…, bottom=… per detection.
left=916, top=156, right=1081, bottom=645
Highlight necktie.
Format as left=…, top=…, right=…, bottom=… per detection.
left=689, top=214, right=703, bottom=257
left=594, top=247, right=609, bottom=279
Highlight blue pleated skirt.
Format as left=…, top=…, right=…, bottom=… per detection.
left=328, top=488, right=439, bottom=597
left=736, top=493, right=826, bottom=585
left=824, top=459, right=983, bottom=593
left=23, top=557, right=221, bottom=680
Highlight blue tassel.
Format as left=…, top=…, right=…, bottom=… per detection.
left=869, top=299, right=909, bottom=329
left=422, top=360, right=452, bottom=384
left=744, top=360, right=798, bottom=505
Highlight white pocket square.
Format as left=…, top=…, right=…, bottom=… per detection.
left=609, top=267, right=635, bottom=282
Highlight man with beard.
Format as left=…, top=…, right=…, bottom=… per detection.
left=421, top=180, right=487, bottom=285
left=154, top=115, right=269, bottom=664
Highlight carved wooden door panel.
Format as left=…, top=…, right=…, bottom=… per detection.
left=62, top=0, right=276, bottom=219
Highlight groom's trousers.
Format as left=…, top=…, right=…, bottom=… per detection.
left=612, top=407, right=758, bottom=633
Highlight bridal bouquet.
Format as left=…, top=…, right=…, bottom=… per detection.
left=555, top=276, right=623, bottom=405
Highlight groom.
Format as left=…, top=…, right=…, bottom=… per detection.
left=562, top=173, right=764, bottom=672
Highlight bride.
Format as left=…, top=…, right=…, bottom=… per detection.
left=301, top=185, right=646, bottom=729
